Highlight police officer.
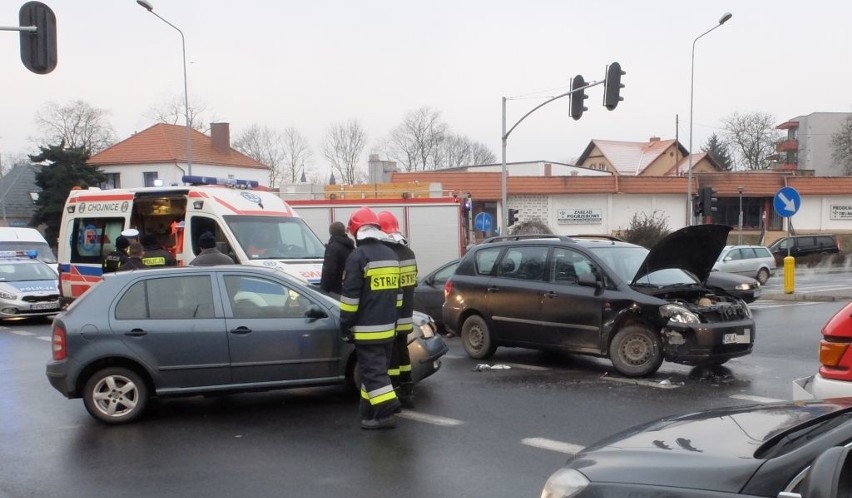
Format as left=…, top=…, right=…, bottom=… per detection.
left=140, top=233, right=177, bottom=267
left=377, top=211, right=418, bottom=409
left=339, top=207, right=401, bottom=429
left=102, top=235, right=130, bottom=273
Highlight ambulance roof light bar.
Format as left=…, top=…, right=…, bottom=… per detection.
left=181, top=176, right=259, bottom=189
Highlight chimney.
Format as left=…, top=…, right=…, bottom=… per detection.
left=649, top=136, right=661, bottom=142
left=211, top=122, right=231, bottom=153
left=544, top=163, right=552, bottom=176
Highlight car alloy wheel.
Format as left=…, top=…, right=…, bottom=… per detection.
left=82, top=367, right=148, bottom=424
left=756, top=268, right=770, bottom=284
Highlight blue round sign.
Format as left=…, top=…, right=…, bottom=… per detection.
left=773, top=187, right=801, bottom=217
left=474, top=212, right=492, bottom=232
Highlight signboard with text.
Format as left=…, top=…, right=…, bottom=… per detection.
left=830, top=204, right=852, bottom=220
left=557, top=208, right=602, bottom=225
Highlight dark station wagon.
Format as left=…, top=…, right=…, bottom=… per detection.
left=442, top=225, right=755, bottom=377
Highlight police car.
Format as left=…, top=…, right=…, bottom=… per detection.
left=0, top=251, right=61, bottom=319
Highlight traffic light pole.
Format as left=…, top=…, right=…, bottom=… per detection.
left=500, top=79, right=602, bottom=235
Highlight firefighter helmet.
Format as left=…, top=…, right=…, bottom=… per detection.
left=377, top=211, right=400, bottom=234
left=347, top=206, right=380, bottom=235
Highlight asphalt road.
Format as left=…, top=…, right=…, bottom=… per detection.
left=0, top=293, right=848, bottom=497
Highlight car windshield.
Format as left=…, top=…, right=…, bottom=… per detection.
left=224, top=215, right=325, bottom=260
left=586, top=245, right=699, bottom=286
left=0, top=261, right=56, bottom=281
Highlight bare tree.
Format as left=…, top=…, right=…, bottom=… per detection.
left=437, top=133, right=497, bottom=168
left=281, top=127, right=313, bottom=184
left=147, top=95, right=215, bottom=132
left=322, top=120, right=367, bottom=184
left=721, top=111, right=782, bottom=170
left=33, top=100, right=117, bottom=153
left=233, top=124, right=284, bottom=187
left=387, top=106, right=448, bottom=171
left=0, top=152, right=30, bottom=177
left=831, top=115, right=852, bottom=176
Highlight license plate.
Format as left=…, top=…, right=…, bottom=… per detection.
left=31, top=302, right=59, bottom=311
left=723, top=329, right=751, bottom=344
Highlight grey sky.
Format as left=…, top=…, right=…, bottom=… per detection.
left=2, top=1, right=850, bottom=177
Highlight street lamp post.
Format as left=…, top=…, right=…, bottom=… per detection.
left=688, top=12, right=732, bottom=225
left=737, top=185, right=744, bottom=244
left=137, top=0, right=192, bottom=177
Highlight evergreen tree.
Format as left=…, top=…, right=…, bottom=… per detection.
left=702, top=133, right=734, bottom=171
left=29, top=142, right=105, bottom=246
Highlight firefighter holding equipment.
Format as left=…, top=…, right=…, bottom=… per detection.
left=377, top=211, right=418, bottom=409
left=339, top=207, right=402, bottom=430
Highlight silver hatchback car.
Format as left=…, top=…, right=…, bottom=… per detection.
left=712, top=245, right=776, bottom=284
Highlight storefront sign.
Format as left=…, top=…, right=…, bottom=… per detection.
left=557, top=208, right=602, bottom=224
left=830, top=204, right=852, bottom=220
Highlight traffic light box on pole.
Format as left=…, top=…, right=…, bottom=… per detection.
left=19, top=1, right=58, bottom=75
left=699, top=187, right=718, bottom=223
left=507, top=208, right=519, bottom=227
left=603, top=62, right=626, bottom=110
left=569, top=75, right=588, bottom=120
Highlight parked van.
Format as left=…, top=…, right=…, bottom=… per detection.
left=0, top=227, right=57, bottom=265
left=57, top=176, right=326, bottom=301
left=767, top=234, right=841, bottom=266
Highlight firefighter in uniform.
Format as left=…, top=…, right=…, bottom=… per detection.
left=339, top=207, right=402, bottom=429
left=377, top=211, right=418, bottom=409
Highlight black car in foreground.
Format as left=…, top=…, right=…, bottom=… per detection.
left=541, top=398, right=852, bottom=497
left=46, top=265, right=447, bottom=424
left=442, top=225, right=754, bottom=377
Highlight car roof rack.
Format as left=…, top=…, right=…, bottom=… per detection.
left=568, top=234, right=625, bottom=242
left=481, top=234, right=574, bottom=244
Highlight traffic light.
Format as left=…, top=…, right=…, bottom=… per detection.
left=692, top=195, right=703, bottom=217
left=19, top=1, right=58, bottom=75
left=508, top=208, right=519, bottom=227
left=700, top=187, right=718, bottom=215
left=603, top=62, right=625, bottom=110
left=570, top=75, right=588, bottom=120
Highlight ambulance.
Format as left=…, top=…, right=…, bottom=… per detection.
left=57, top=176, right=325, bottom=301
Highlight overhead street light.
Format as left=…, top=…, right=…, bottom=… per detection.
left=136, top=0, right=193, bottom=177
left=687, top=12, right=732, bottom=225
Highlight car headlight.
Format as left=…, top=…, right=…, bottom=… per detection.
left=734, top=282, right=755, bottom=291
left=0, top=290, right=17, bottom=300
left=660, top=304, right=700, bottom=325
left=417, top=317, right=436, bottom=338
left=540, top=468, right=589, bottom=498
left=409, top=312, right=436, bottom=339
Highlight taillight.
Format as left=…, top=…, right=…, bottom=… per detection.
left=819, top=339, right=849, bottom=367
left=443, top=280, right=454, bottom=299
left=52, top=322, right=67, bottom=361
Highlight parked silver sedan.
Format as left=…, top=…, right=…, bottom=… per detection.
left=46, top=265, right=447, bottom=424
left=712, top=245, right=776, bottom=284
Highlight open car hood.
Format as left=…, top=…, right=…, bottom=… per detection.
left=632, top=224, right=732, bottom=283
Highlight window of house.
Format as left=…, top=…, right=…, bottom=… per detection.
left=101, top=173, right=120, bottom=189
left=143, top=171, right=159, bottom=187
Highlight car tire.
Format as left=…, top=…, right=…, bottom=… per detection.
left=461, top=315, right=496, bottom=359
left=609, top=325, right=663, bottom=377
left=82, top=367, right=149, bottom=424
left=756, top=268, right=770, bottom=284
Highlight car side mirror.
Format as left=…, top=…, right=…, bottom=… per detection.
left=577, top=273, right=600, bottom=288
left=778, top=446, right=852, bottom=498
left=305, top=305, right=328, bottom=320
left=724, top=256, right=733, bottom=262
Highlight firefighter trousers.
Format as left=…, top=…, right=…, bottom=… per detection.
left=357, top=342, right=400, bottom=420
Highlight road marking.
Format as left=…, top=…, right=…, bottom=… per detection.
left=35, top=336, right=52, bottom=342
left=601, top=376, right=681, bottom=389
left=521, top=437, right=584, bottom=455
left=9, top=330, right=35, bottom=336
left=396, top=411, right=463, bottom=426
left=730, top=394, right=785, bottom=404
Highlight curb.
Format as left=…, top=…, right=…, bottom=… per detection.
left=762, top=292, right=852, bottom=303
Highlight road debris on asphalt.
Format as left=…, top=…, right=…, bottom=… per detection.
left=473, top=363, right=512, bottom=372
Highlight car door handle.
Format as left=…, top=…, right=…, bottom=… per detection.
left=487, top=286, right=499, bottom=293
left=230, top=326, right=252, bottom=335
left=544, top=291, right=558, bottom=298
left=124, top=329, right=147, bottom=337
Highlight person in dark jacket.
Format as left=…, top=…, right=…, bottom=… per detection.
left=140, top=233, right=177, bottom=267
left=189, top=232, right=234, bottom=266
left=339, top=207, right=401, bottom=430
left=320, top=221, right=354, bottom=297
left=102, top=235, right=130, bottom=273
left=117, top=242, right=149, bottom=271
